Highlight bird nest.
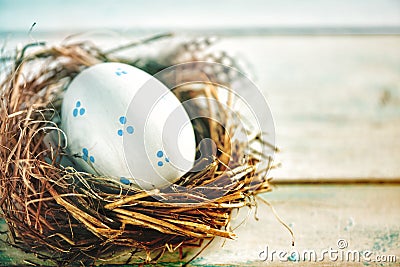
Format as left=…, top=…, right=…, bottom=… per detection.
left=0, top=34, right=274, bottom=266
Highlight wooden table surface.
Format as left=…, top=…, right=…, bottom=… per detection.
left=1, top=184, right=399, bottom=266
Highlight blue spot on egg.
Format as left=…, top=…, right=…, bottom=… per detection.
left=73, top=101, right=85, bottom=117
left=156, top=151, right=169, bottom=167
left=117, top=116, right=134, bottom=136
left=82, top=148, right=94, bottom=163
left=126, top=126, right=134, bottom=134
left=120, top=177, right=130, bottom=185
left=116, top=68, right=127, bottom=76
left=119, top=116, right=127, bottom=124
left=82, top=148, right=88, bottom=161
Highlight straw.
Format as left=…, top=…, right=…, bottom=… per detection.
left=0, top=35, right=273, bottom=266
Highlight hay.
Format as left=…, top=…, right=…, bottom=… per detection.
left=0, top=34, right=274, bottom=266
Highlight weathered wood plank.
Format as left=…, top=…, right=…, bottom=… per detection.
left=187, top=184, right=400, bottom=266
left=214, top=36, right=400, bottom=181
left=1, top=184, right=399, bottom=266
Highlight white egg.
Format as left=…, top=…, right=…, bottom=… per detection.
left=61, top=62, right=196, bottom=189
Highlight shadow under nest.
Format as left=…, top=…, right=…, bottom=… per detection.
left=0, top=34, right=274, bottom=266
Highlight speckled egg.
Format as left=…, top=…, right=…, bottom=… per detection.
left=61, top=62, right=196, bottom=189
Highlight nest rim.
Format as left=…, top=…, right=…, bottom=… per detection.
left=0, top=36, right=273, bottom=266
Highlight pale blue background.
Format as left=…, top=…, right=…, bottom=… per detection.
left=0, top=0, right=399, bottom=33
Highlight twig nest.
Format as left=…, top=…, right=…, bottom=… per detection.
left=0, top=35, right=273, bottom=266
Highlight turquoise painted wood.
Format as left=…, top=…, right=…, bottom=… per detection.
left=212, top=36, right=400, bottom=181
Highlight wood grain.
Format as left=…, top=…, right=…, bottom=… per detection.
left=1, top=184, right=399, bottom=266
left=214, top=36, right=400, bottom=181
